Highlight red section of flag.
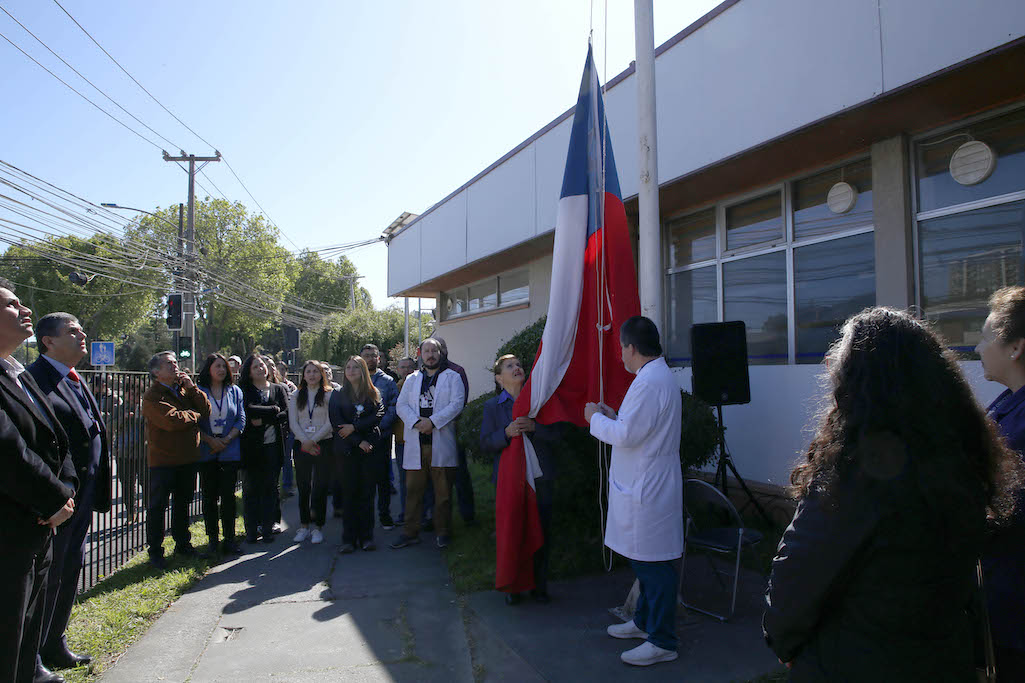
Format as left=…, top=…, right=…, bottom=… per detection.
left=494, top=193, right=639, bottom=593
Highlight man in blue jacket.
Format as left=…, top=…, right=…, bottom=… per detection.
left=361, top=344, right=398, bottom=530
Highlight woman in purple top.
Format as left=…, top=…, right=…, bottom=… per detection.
left=977, top=286, right=1025, bottom=681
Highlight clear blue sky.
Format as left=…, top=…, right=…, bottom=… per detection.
left=2, top=0, right=721, bottom=310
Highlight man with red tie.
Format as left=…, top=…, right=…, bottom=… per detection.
left=28, top=313, right=111, bottom=681
left=0, top=282, right=77, bottom=683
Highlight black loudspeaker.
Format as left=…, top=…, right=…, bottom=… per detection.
left=690, top=321, right=751, bottom=406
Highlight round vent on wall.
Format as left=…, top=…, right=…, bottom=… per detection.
left=949, top=140, right=996, bottom=186
left=826, top=181, right=858, bottom=214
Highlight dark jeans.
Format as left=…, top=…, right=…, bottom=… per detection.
left=199, top=461, right=239, bottom=545
left=293, top=442, right=333, bottom=527
left=39, top=474, right=95, bottom=660
left=454, top=445, right=475, bottom=523
left=0, top=532, right=50, bottom=683
left=534, top=478, right=554, bottom=593
left=368, top=436, right=392, bottom=523
left=243, top=444, right=279, bottom=539
left=340, top=449, right=377, bottom=545
left=396, top=443, right=406, bottom=522
left=629, top=558, right=679, bottom=651
left=147, top=464, right=196, bottom=558
left=282, top=433, right=295, bottom=490
left=116, top=452, right=146, bottom=517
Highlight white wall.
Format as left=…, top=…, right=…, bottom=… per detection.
left=388, top=0, right=1025, bottom=296
left=674, top=360, right=1006, bottom=488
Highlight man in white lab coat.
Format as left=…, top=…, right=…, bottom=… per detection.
left=585, top=316, right=683, bottom=667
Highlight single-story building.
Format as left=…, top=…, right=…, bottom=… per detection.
left=386, top=0, right=1025, bottom=489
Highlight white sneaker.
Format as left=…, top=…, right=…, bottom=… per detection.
left=621, top=641, right=678, bottom=666
left=310, top=529, right=324, bottom=544
left=607, top=620, right=648, bottom=640
left=293, top=527, right=310, bottom=543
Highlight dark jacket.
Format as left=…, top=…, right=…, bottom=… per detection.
left=142, top=381, right=211, bottom=467
left=370, top=369, right=398, bottom=441
left=239, top=382, right=289, bottom=467
left=983, top=385, right=1025, bottom=653
left=328, top=388, right=383, bottom=456
left=480, top=390, right=564, bottom=483
left=0, top=363, right=77, bottom=545
left=27, top=357, right=111, bottom=512
left=763, top=436, right=981, bottom=682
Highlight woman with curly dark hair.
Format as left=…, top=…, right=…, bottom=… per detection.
left=763, top=307, right=1023, bottom=681
left=977, top=286, right=1025, bottom=681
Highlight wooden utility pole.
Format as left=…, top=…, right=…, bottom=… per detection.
left=163, top=150, right=221, bottom=371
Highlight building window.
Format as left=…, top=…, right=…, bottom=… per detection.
left=795, top=232, right=876, bottom=363
left=724, top=251, right=788, bottom=364
left=440, top=268, right=529, bottom=321
left=916, top=108, right=1025, bottom=353
left=666, top=158, right=875, bottom=366
left=725, top=191, right=783, bottom=252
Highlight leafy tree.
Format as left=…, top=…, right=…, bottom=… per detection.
left=134, top=198, right=296, bottom=356
left=290, top=250, right=370, bottom=312
left=0, top=236, right=162, bottom=342
left=302, top=305, right=434, bottom=366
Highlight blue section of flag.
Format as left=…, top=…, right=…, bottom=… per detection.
left=559, top=44, right=622, bottom=238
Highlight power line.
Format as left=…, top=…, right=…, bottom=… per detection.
left=51, top=0, right=215, bottom=149
left=0, top=26, right=163, bottom=151
left=0, top=3, right=182, bottom=151
left=50, top=0, right=304, bottom=251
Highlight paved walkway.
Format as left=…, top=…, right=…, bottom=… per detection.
left=103, top=496, right=781, bottom=682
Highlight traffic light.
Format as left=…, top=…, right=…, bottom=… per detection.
left=177, top=336, right=192, bottom=359
left=167, top=293, right=183, bottom=331
left=283, top=325, right=300, bottom=350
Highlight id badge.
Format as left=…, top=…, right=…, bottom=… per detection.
left=212, top=417, right=226, bottom=436
left=305, top=424, right=318, bottom=434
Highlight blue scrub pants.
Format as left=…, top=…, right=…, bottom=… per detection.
left=629, top=558, right=678, bottom=651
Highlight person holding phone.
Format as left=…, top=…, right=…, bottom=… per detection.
left=142, top=351, right=211, bottom=569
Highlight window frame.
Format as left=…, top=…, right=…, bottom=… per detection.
left=910, top=104, right=1025, bottom=343
left=663, top=154, right=874, bottom=366
left=439, top=267, right=530, bottom=322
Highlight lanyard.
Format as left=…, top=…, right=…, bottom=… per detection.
left=211, top=386, right=226, bottom=414
left=308, top=402, right=316, bottom=422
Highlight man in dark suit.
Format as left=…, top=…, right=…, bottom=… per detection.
left=28, top=313, right=111, bottom=679
left=0, top=282, right=77, bottom=683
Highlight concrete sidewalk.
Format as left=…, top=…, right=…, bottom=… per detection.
left=103, top=496, right=781, bottom=682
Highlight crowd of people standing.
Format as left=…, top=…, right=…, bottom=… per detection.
left=7, top=260, right=1025, bottom=679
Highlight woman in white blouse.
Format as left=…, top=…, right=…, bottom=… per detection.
left=288, top=360, right=334, bottom=544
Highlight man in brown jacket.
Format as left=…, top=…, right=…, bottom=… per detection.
left=142, top=351, right=211, bottom=569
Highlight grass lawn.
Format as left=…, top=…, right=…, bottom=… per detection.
left=57, top=501, right=243, bottom=682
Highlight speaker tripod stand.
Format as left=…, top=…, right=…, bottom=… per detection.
left=711, top=404, right=773, bottom=528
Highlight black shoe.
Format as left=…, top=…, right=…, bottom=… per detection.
left=245, top=534, right=260, bottom=544
left=41, top=643, right=91, bottom=669
left=34, top=660, right=64, bottom=682
left=339, top=543, right=356, bottom=554
left=262, top=533, right=275, bottom=544
left=422, top=519, right=434, bottom=532
left=504, top=593, right=522, bottom=606
left=380, top=517, right=395, bottom=531
left=175, top=545, right=209, bottom=559
left=271, top=523, right=284, bottom=535
left=389, top=534, right=421, bottom=549
left=222, top=540, right=242, bottom=555
left=149, top=554, right=167, bottom=570
left=361, top=540, right=376, bottom=551
left=530, top=589, right=551, bottom=604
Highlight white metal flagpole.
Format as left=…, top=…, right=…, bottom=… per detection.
left=634, top=0, right=662, bottom=332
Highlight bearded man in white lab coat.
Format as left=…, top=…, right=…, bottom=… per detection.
left=585, top=316, right=683, bottom=667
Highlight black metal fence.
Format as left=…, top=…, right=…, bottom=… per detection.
left=76, top=370, right=231, bottom=593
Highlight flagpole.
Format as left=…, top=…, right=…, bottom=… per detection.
left=634, top=0, right=663, bottom=332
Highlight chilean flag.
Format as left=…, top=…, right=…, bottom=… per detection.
left=495, top=46, right=640, bottom=593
